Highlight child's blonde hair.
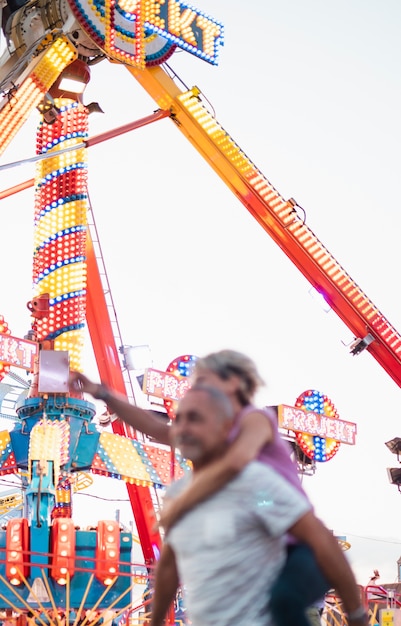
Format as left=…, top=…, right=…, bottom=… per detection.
left=193, top=349, right=265, bottom=406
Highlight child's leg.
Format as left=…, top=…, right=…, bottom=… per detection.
left=269, top=543, right=329, bottom=626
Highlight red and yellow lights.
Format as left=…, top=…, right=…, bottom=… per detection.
left=32, top=101, right=88, bottom=371
left=6, top=518, right=30, bottom=585
left=95, top=520, right=120, bottom=585
left=50, top=518, right=76, bottom=584
left=0, top=315, right=11, bottom=382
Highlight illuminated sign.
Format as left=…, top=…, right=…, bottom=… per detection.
left=279, top=389, right=357, bottom=463
left=143, top=367, right=191, bottom=401
left=278, top=404, right=357, bottom=445
left=164, top=354, right=197, bottom=418
left=68, top=0, right=224, bottom=68
left=0, top=333, right=38, bottom=371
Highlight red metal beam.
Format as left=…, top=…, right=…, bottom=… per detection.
left=86, top=232, right=162, bottom=567
left=86, top=109, right=170, bottom=147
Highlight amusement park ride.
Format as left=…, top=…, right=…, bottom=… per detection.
left=0, top=0, right=401, bottom=624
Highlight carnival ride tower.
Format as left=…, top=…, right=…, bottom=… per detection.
left=0, top=69, right=188, bottom=620
left=0, top=94, right=134, bottom=617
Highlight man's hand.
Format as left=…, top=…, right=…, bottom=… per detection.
left=158, top=498, right=183, bottom=535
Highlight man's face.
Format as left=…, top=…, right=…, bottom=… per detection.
left=171, top=389, right=232, bottom=467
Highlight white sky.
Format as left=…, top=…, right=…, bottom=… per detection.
left=1, top=0, right=401, bottom=586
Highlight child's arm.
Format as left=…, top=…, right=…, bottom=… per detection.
left=159, top=407, right=275, bottom=532
left=69, top=371, right=171, bottom=445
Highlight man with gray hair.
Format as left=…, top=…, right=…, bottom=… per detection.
left=150, top=385, right=367, bottom=626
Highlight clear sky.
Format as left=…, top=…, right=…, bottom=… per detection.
left=1, top=0, right=401, bottom=586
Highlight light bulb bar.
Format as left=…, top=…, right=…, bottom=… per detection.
left=0, top=37, right=77, bottom=158
left=129, top=64, right=401, bottom=387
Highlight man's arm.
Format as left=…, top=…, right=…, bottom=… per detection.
left=150, top=544, right=179, bottom=626
left=159, top=409, right=274, bottom=531
left=69, top=371, right=171, bottom=445
left=289, top=512, right=368, bottom=625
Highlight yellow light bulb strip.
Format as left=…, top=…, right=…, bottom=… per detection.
left=33, top=262, right=87, bottom=298
left=38, top=147, right=87, bottom=179
left=33, top=201, right=87, bottom=251
left=29, top=419, right=62, bottom=487
left=55, top=329, right=85, bottom=371
left=0, top=37, right=76, bottom=158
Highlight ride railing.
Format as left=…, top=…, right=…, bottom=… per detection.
left=323, top=585, right=401, bottom=625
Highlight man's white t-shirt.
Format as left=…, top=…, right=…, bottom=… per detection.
left=165, top=460, right=312, bottom=626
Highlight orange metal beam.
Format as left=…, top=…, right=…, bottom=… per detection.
left=127, top=64, right=401, bottom=387
left=0, top=179, right=34, bottom=200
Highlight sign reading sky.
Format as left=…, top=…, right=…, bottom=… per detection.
left=68, top=0, right=224, bottom=68
left=0, top=333, right=37, bottom=371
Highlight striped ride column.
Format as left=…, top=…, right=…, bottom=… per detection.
left=33, top=101, right=89, bottom=372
